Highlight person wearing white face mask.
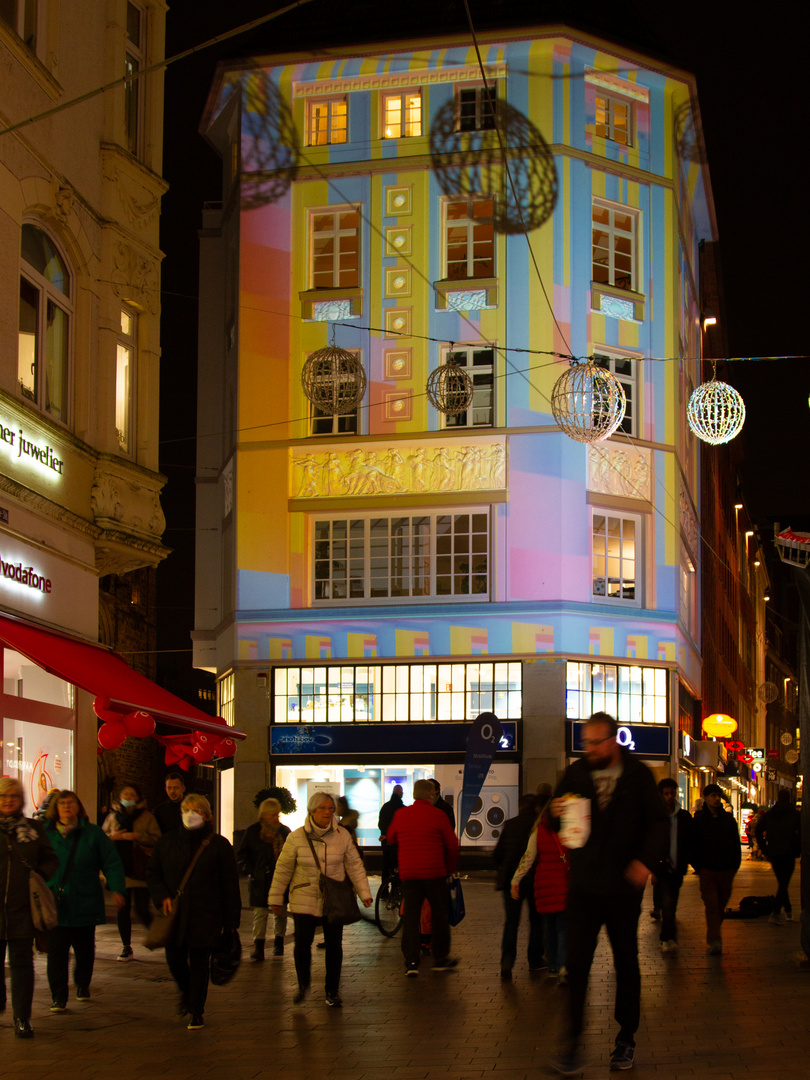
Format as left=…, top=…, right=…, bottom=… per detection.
left=147, top=794, right=241, bottom=1030
left=102, top=782, right=160, bottom=961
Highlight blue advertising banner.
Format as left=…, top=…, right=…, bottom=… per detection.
left=458, top=712, right=504, bottom=837
left=270, top=721, right=517, bottom=756
left=567, top=721, right=670, bottom=758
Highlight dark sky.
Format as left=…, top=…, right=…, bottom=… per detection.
left=156, top=2, right=807, bottom=681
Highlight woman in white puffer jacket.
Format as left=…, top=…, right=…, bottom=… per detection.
left=269, top=792, right=371, bottom=1007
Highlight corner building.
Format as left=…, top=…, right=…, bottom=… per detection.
left=196, top=26, right=713, bottom=842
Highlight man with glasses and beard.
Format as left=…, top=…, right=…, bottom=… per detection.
left=548, top=712, right=668, bottom=1076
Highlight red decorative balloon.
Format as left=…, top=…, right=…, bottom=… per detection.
left=215, top=737, right=237, bottom=758
left=177, top=755, right=192, bottom=771
left=165, top=746, right=185, bottom=765
left=191, top=736, right=216, bottom=763
left=97, top=720, right=127, bottom=750
left=123, top=710, right=156, bottom=738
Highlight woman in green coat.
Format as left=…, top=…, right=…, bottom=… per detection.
left=44, top=791, right=126, bottom=1011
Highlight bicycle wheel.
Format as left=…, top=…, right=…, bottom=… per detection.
left=375, top=876, right=404, bottom=937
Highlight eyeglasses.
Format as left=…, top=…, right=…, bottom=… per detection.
left=582, top=735, right=614, bottom=748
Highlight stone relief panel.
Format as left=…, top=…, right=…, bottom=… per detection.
left=111, top=240, right=159, bottom=315
left=587, top=443, right=652, bottom=501
left=291, top=440, right=507, bottom=499
left=679, top=486, right=699, bottom=557
left=92, top=459, right=166, bottom=539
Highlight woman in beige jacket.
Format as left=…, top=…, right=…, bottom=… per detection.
left=269, top=791, right=371, bottom=1007
left=102, top=781, right=160, bottom=961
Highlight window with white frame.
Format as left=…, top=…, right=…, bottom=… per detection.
left=444, top=197, right=495, bottom=280
left=18, top=224, right=71, bottom=422
left=595, top=93, right=632, bottom=146
left=680, top=549, right=696, bottom=638
left=566, top=661, right=667, bottom=724
left=274, top=660, right=521, bottom=723
left=308, top=97, right=348, bottom=145
left=0, top=0, right=38, bottom=49
left=310, top=209, right=360, bottom=289
left=442, top=346, right=494, bottom=428
left=593, top=353, right=636, bottom=436
left=313, top=510, right=489, bottom=604
left=218, top=671, right=236, bottom=727
left=457, top=85, right=496, bottom=131
left=124, top=2, right=145, bottom=157
left=592, top=200, right=638, bottom=292
left=592, top=510, right=640, bottom=605
left=116, top=306, right=136, bottom=453
left=383, top=92, right=422, bottom=139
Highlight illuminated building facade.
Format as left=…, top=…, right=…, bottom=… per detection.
left=196, top=26, right=715, bottom=840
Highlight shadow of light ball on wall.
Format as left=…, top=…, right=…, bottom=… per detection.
left=240, top=71, right=299, bottom=209
left=674, top=100, right=705, bottom=165
left=430, top=99, right=557, bottom=235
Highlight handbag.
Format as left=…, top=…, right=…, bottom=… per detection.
left=144, top=837, right=211, bottom=951
left=447, top=875, right=466, bottom=927
left=210, top=928, right=242, bottom=985
left=304, top=831, right=361, bottom=926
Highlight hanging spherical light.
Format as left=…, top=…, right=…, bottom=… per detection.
left=426, top=358, right=474, bottom=416
left=687, top=369, right=745, bottom=445
left=550, top=360, right=626, bottom=444
left=301, top=346, right=367, bottom=415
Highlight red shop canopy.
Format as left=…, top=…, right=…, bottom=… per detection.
left=0, top=612, right=245, bottom=740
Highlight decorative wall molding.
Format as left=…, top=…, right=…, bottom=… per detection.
left=293, top=64, right=506, bottom=99
left=587, top=442, right=651, bottom=501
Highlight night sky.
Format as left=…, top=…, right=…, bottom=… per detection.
left=155, top=2, right=807, bottom=687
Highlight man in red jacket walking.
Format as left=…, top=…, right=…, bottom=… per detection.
left=387, top=779, right=460, bottom=975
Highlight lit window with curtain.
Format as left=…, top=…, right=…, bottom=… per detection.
left=124, top=1, right=145, bottom=156
left=116, top=306, right=136, bottom=453
left=18, top=224, right=71, bottom=423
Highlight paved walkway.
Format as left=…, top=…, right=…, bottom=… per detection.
left=2, top=858, right=808, bottom=1078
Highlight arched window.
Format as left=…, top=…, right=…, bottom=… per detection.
left=18, top=224, right=71, bottom=422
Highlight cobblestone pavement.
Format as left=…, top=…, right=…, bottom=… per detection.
left=2, top=858, right=807, bottom=1078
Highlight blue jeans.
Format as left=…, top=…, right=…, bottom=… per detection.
left=543, top=911, right=567, bottom=971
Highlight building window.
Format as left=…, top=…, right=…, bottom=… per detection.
left=592, top=511, right=639, bottom=605
left=273, top=660, right=521, bottom=723
left=18, top=224, right=71, bottom=422
left=566, top=661, right=667, bottom=724
left=308, top=97, right=348, bottom=145
left=457, top=85, right=496, bottom=131
left=593, top=353, right=636, bottom=436
left=592, top=201, right=637, bottom=292
left=116, top=307, right=136, bottom=453
left=680, top=550, right=696, bottom=638
left=310, top=209, right=360, bottom=289
left=124, top=1, right=144, bottom=156
left=383, top=92, right=422, bottom=139
left=442, top=346, right=494, bottom=428
left=595, top=93, right=632, bottom=146
left=444, top=197, right=495, bottom=280
left=313, top=510, right=489, bottom=604
left=310, top=405, right=359, bottom=437
left=218, top=671, right=235, bottom=727
left=0, top=0, right=38, bottom=48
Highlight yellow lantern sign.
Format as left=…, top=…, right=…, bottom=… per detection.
left=702, top=713, right=738, bottom=738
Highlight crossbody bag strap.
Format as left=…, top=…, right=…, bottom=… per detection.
left=304, top=829, right=325, bottom=887
left=55, top=828, right=82, bottom=892
left=6, top=827, right=38, bottom=872
left=175, top=837, right=211, bottom=899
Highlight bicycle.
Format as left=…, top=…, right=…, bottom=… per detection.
left=375, top=868, right=404, bottom=937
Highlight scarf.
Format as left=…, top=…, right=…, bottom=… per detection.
left=0, top=813, right=39, bottom=843
left=57, top=820, right=80, bottom=838
left=259, top=822, right=287, bottom=859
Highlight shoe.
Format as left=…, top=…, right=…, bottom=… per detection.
left=117, top=945, right=133, bottom=962
left=420, top=942, right=432, bottom=952
left=405, top=963, right=419, bottom=977
left=666, top=939, right=679, bottom=954
left=50, top=1000, right=67, bottom=1012
left=708, top=939, right=722, bottom=955
left=273, top=936, right=284, bottom=957
left=187, top=1013, right=204, bottom=1030
left=14, top=1019, right=34, bottom=1039
left=549, top=1047, right=582, bottom=1076
left=293, top=984, right=309, bottom=1004
left=610, top=1042, right=635, bottom=1071
left=769, top=911, right=786, bottom=925
left=325, top=992, right=343, bottom=1007
left=650, top=909, right=661, bottom=921
left=432, top=957, right=459, bottom=971
left=529, top=958, right=548, bottom=972
left=547, top=967, right=559, bottom=978
left=660, top=939, right=671, bottom=953
left=316, top=940, right=327, bottom=949
left=786, top=911, right=794, bottom=922
left=76, top=986, right=90, bottom=1002
left=500, top=967, right=512, bottom=980
left=176, top=995, right=190, bottom=1018
left=250, top=939, right=265, bottom=962
left=557, top=966, right=568, bottom=986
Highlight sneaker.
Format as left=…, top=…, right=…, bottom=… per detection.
left=660, top=939, right=671, bottom=954
left=708, top=939, right=723, bottom=955
left=529, top=958, right=548, bottom=972
left=273, top=936, right=284, bottom=957
left=325, top=992, right=343, bottom=1008
left=14, top=1019, right=34, bottom=1039
left=610, top=1042, right=635, bottom=1071
left=549, top=1047, right=582, bottom=1076
left=405, top=963, right=419, bottom=977
left=786, top=911, right=794, bottom=921
left=557, top=967, right=568, bottom=986
left=665, top=939, right=678, bottom=954
left=547, top=967, right=559, bottom=978
left=500, top=967, right=512, bottom=980
left=50, top=1000, right=67, bottom=1012
left=187, top=1014, right=204, bottom=1030
left=76, top=986, right=90, bottom=1002
left=117, top=946, right=133, bottom=962
left=293, top=984, right=309, bottom=1004
left=769, top=911, right=786, bottom=925
left=432, top=957, right=459, bottom=971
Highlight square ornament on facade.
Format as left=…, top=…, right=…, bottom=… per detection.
left=384, top=348, right=412, bottom=379
left=385, top=225, right=412, bottom=256
left=385, top=266, right=412, bottom=298
left=384, top=390, right=412, bottom=421
left=385, top=307, right=412, bottom=336
left=385, top=186, right=412, bottom=216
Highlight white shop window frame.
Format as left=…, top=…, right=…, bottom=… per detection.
left=591, top=507, right=643, bottom=608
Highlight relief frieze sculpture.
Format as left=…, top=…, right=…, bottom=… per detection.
left=679, top=486, right=699, bottom=556
left=587, top=443, right=652, bottom=501
left=291, top=440, right=507, bottom=499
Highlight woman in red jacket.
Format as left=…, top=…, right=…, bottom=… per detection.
left=511, top=802, right=570, bottom=983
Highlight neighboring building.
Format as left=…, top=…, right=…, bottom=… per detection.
left=196, top=26, right=715, bottom=842
left=0, top=2, right=202, bottom=815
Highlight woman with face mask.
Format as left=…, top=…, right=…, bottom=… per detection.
left=146, top=794, right=241, bottom=1030
left=102, top=782, right=161, bottom=961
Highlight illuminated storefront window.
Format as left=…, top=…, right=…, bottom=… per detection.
left=566, top=661, right=667, bottom=725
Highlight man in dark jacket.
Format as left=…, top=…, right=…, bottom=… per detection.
left=153, top=772, right=186, bottom=834
left=653, top=778, right=693, bottom=954
left=388, top=779, right=460, bottom=975
left=755, top=788, right=801, bottom=923
left=548, top=712, right=668, bottom=1076
left=378, top=784, right=405, bottom=881
left=493, top=792, right=544, bottom=978
left=427, top=778, right=456, bottom=830
left=691, top=783, right=741, bottom=955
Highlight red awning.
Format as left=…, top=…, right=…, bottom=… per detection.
left=0, top=612, right=245, bottom=740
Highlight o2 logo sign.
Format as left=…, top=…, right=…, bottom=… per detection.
left=616, top=726, right=636, bottom=751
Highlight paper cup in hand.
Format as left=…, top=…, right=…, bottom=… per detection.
left=558, top=796, right=591, bottom=848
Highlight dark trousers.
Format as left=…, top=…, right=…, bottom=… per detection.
left=564, top=889, right=642, bottom=1050
left=698, top=868, right=736, bottom=942
left=770, top=855, right=795, bottom=914
left=47, top=924, right=96, bottom=1002
left=381, top=839, right=398, bottom=881
left=117, top=886, right=153, bottom=946
left=291, top=913, right=343, bottom=994
left=652, top=871, right=684, bottom=942
left=0, top=938, right=35, bottom=1021
left=401, top=877, right=450, bottom=968
left=500, top=889, right=544, bottom=969
left=165, top=942, right=211, bottom=1014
